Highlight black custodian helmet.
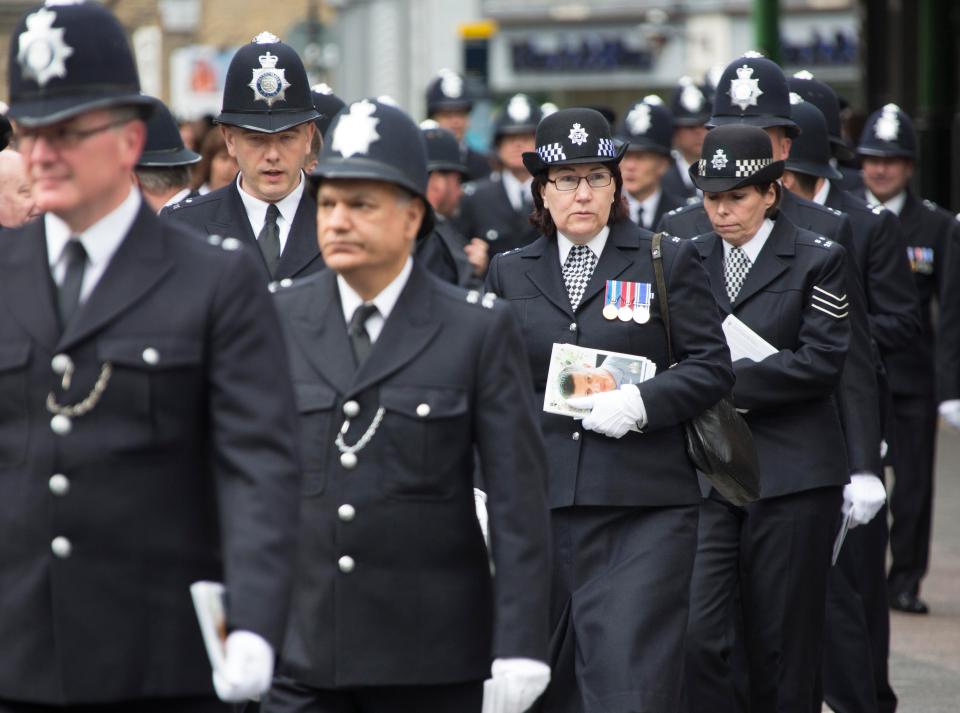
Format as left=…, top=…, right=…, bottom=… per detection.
left=137, top=98, right=201, bottom=168
left=311, top=83, right=346, bottom=138
left=617, top=96, right=674, bottom=157
left=7, top=1, right=155, bottom=126
left=493, top=94, right=543, bottom=143
left=670, top=76, right=711, bottom=127
left=788, top=71, right=852, bottom=160
left=217, top=32, right=319, bottom=133
left=708, top=54, right=799, bottom=138
left=857, top=104, right=916, bottom=160
left=690, top=124, right=784, bottom=193
left=522, top=107, right=627, bottom=176
left=425, top=69, right=473, bottom=116
left=419, top=121, right=468, bottom=175
left=784, top=96, right=842, bottom=181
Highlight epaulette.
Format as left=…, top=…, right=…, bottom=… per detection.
left=684, top=196, right=702, bottom=206
left=826, top=207, right=843, bottom=217
left=872, top=205, right=886, bottom=215
left=500, top=246, right=524, bottom=257
left=465, top=290, right=498, bottom=309
left=923, top=199, right=937, bottom=212
left=666, top=207, right=683, bottom=217
left=462, top=183, right=477, bottom=197
left=268, top=278, right=296, bottom=293
left=809, top=235, right=835, bottom=250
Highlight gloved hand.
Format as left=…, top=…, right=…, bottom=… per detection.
left=939, top=399, right=960, bottom=429
left=212, top=630, right=274, bottom=702
left=474, top=488, right=490, bottom=546
left=842, top=473, right=887, bottom=528
left=566, top=384, right=646, bottom=439
left=481, top=658, right=551, bottom=713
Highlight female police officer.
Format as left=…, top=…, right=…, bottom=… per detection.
left=486, top=108, right=733, bottom=713
left=682, top=124, right=852, bottom=713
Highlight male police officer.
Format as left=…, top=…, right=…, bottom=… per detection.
left=616, top=96, right=685, bottom=230
left=0, top=3, right=301, bottom=710
left=136, top=98, right=201, bottom=213
left=425, top=68, right=491, bottom=181
left=662, top=76, right=710, bottom=200
left=262, top=99, right=551, bottom=713
left=163, top=32, right=322, bottom=282
left=855, top=104, right=960, bottom=615
left=458, top=93, right=543, bottom=262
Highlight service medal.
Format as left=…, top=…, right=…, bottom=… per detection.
left=603, top=280, right=620, bottom=320
left=632, top=282, right=653, bottom=324
left=618, top=281, right=634, bottom=321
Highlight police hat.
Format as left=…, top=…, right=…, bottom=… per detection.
left=493, top=94, right=543, bottom=142
left=137, top=99, right=200, bottom=168
left=7, top=2, right=155, bottom=127
left=784, top=96, right=842, bottom=181
left=707, top=54, right=799, bottom=138
left=671, top=76, right=711, bottom=126
left=217, top=32, right=319, bottom=133
left=311, top=83, right=346, bottom=138
left=419, top=122, right=467, bottom=175
left=689, top=124, right=784, bottom=193
left=522, top=107, right=628, bottom=176
left=316, top=99, right=434, bottom=235
left=788, top=72, right=853, bottom=161
left=857, top=104, right=916, bottom=160
left=617, top=96, right=673, bottom=157
left=426, top=69, right=472, bottom=116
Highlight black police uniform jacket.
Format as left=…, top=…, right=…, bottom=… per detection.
left=853, top=190, right=960, bottom=401
left=0, top=204, right=302, bottom=704
left=485, top=220, right=734, bottom=508
left=415, top=217, right=480, bottom=288
left=161, top=178, right=324, bottom=282
left=690, top=216, right=851, bottom=497
left=659, top=190, right=883, bottom=474
left=457, top=172, right=540, bottom=259
left=272, top=265, right=551, bottom=688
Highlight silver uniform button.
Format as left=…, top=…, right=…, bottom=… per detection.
left=569, top=323, right=577, bottom=332
left=50, top=414, right=72, bottom=436
left=51, top=536, right=72, bottom=559
left=221, top=237, right=241, bottom=251
left=279, top=278, right=294, bottom=288
left=343, top=400, right=360, bottom=418
left=416, top=403, right=431, bottom=418
left=338, top=555, right=355, bottom=573
left=338, top=504, right=356, bottom=522
left=572, top=432, right=580, bottom=441
left=340, top=452, right=358, bottom=470
left=142, top=347, right=160, bottom=365
left=51, top=353, right=73, bottom=375
left=49, top=474, right=70, bottom=496
left=486, top=229, right=499, bottom=241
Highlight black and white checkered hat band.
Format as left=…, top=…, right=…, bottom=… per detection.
left=598, top=138, right=616, bottom=157
left=698, top=159, right=707, bottom=173
left=734, top=158, right=773, bottom=177
left=537, top=143, right=566, bottom=163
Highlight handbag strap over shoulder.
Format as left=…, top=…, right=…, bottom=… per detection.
left=650, top=233, right=675, bottom=366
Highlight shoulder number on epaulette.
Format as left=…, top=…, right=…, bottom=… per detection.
left=812, top=236, right=834, bottom=249
left=466, top=290, right=497, bottom=309
left=923, top=199, right=937, bottom=212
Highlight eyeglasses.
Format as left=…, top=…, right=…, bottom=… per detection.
left=15, top=117, right=133, bottom=152
left=546, top=172, right=613, bottom=191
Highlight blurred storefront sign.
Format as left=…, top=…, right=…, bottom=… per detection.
left=168, top=45, right=237, bottom=120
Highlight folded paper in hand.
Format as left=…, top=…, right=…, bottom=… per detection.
left=722, top=315, right=777, bottom=362
left=190, top=581, right=227, bottom=674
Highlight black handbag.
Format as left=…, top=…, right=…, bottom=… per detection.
left=650, top=233, right=761, bottom=506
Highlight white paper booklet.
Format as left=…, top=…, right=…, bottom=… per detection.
left=543, top=343, right=656, bottom=420
left=722, top=314, right=778, bottom=362
left=190, top=581, right=227, bottom=674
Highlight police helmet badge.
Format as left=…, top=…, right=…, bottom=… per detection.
left=626, top=103, right=652, bottom=135
left=438, top=69, right=463, bottom=99
left=793, top=70, right=815, bottom=81
left=17, top=7, right=74, bottom=87
left=331, top=100, right=381, bottom=158
left=789, top=92, right=804, bottom=105
left=711, top=148, right=729, bottom=170
left=729, top=65, right=764, bottom=111
left=568, top=123, right=589, bottom=146
left=874, top=104, right=901, bottom=142
left=507, top=94, right=532, bottom=123
left=678, top=77, right=704, bottom=113
left=249, top=49, right=291, bottom=108
left=312, top=82, right=334, bottom=95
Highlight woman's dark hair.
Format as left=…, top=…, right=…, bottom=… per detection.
left=528, top=162, right=629, bottom=238
left=754, top=181, right=782, bottom=219
left=190, top=128, right=229, bottom=191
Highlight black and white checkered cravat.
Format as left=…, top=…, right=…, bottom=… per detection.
left=563, top=244, right=597, bottom=311
left=724, top=246, right=752, bottom=302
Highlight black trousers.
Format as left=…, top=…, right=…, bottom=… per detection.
left=684, top=487, right=841, bottom=713
left=536, top=504, right=699, bottom=713
left=888, top=394, right=937, bottom=597
left=260, top=677, right=483, bottom=713
left=0, top=697, right=231, bottom=712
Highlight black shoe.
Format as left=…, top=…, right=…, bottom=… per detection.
left=890, top=592, right=929, bottom=614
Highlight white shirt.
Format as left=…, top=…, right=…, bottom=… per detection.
left=237, top=171, right=306, bottom=254
left=557, top=225, right=610, bottom=266
left=47, top=187, right=142, bottom=303
left=337, top=257, right=413, bottom=344
left=161, top=187, right=193, bottom=212
left=721, top=218, right=775, bottom=265
left=501, top=170, right=533, bottom=212
left=812, top=179, right=831, bottom=206
left=626, top=189, right=662, bottom=229
left=864, top=189, right=907, bottom=216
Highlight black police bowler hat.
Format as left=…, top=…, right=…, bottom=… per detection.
left=137, top=98, right=201, bottom=168
left=784, top=97, right=842, bottom=181
left=426, top=69, right=473, bottom=116
left=708, top=55, right=799, bottom=138
left=316, top=99, right=434, bottom=236
left=788, top=72, right=853, bottom=161
left=420, top=122, right=468, bottom=175
left=7, top=3, right=155, bottom=127
left=617, top=97, right=673, bottom=157
left=522, top=107, right=628, bottom=176
left=671, top=76, right=711, bottom=126
left=217, top=32, right=319, bottom=133
left=311, top=83, right=346, bottom=139
left=494, top=94, right=543, bottom=142
left=690, top=124, right=784, bottom=193
left=857, top=104, right=916, bottom=160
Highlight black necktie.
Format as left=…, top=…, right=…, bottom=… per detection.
left=636, top=205, right=645, bottom=228
left=58, top=238, right=87, bottom=327
left=348, top=303, right=379, bottom=366
left=258, top=203, right=281, bottom=278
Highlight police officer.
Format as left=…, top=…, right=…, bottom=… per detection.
left=303, top=83, right=346, bottom=174
left=262, top=99, right=551, bottom=713
left=0, top=3, right=301, bottom=710
left=458, top=93, right=544, bottom=261
left=662, top=76, right=711, bottom=200
left=854, top=104, right=960, bottom=615
left=486, top=108, right=733, bottom=713
left=425, top=68, right=491, bottom=181
left=616, top=96, right=685, bottom=229
left=135, top=98, right=202, bottom=213
left=162, top=32, right=323, bottom=283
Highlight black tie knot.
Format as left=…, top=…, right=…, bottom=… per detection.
left=57, top=237, right=88, bottom=328
left=348, top=303, right=378, bottom=366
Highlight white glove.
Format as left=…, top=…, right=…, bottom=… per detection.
left=474, top=488, right=490, bottom=546
left=939, top=399, right=960, bottom=429
left=842, top=473, right=887, bottom=528
left=482, top=658, right=551, bottom=713
left=212, top=630, right=275, bottom=702
left=566, top=384, right=647, bottom=439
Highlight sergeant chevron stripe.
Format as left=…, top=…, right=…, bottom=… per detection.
left=811, top=285, right=848, bottom=319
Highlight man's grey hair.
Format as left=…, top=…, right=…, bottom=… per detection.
left=135, top=165, right=191, bottom=194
